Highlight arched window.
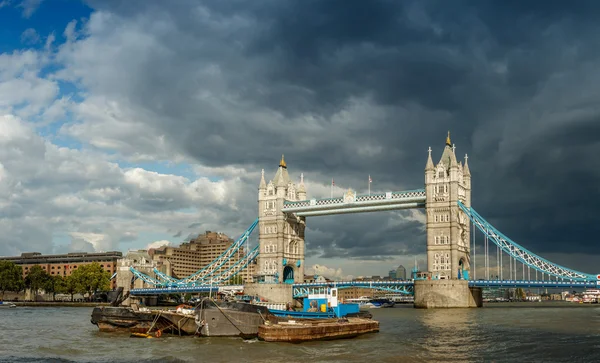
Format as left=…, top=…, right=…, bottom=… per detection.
left=434, top=253, right=440, bottom=271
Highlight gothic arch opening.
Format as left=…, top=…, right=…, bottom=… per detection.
left=283, top=266, right=294, bottom=284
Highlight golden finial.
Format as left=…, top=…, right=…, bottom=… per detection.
left=279, top=154, right=287, bottom=168
left=446, top=131, right=451, bottom=146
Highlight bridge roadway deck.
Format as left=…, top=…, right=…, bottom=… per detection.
left=282, top=189, right=426, bottom=216
left=129, top=279, right=599, bottom=296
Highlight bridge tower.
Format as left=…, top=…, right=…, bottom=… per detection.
left=257, top=155, right=306, bottom=283
left=425, top=132, right=472, bottom=279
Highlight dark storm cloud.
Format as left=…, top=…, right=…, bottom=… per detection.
left=79, top=0, right=600, bottom=266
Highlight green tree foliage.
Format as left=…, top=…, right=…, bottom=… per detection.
left=228, top=275, right=244, bottom=285
left=64, top=275, right=78, bottom=301
left=70, top=263, right=110, bottom=300
left=0, top=261, right=25, bottom=300
left=25, top=265, right=49, bottom=298
left=44, top=275, right=67, bottom=301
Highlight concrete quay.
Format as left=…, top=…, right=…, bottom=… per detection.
left=413, top=280, right=482, bottom=308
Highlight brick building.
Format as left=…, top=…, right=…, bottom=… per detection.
left=0, top=251, right=122, bottom=289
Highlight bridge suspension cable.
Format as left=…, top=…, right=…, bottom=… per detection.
left=127, top=219, right=259, bottom=288
left=178, top=218, right=258, bottom=284
left=459, top=202, right=597, bottom=282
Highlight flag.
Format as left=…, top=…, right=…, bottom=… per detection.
left=368, top=175, right=372, bottom=184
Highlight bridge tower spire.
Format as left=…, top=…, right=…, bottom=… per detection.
left=425, top=133, right=472, bottom=279
left=257, top=155, right=305, bottom=284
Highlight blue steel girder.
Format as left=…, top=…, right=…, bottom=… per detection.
left=458, top=202, right=598, bottom=282
left=292, top=281, right=415, bottom=298
left=130, top=285, right=244, bottom=295
left=283, top=189, right=426, bottom=217
left=178, top=218, right=258, bottom=284
left=469, top=280, right=599, bottom=289
left=205, top=245, right=259, bottom=284
left=129, top=267, right=167, bottom=287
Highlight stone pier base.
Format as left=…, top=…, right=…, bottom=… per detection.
left=243, top=283, right=294, bottom=304
left=413, top=280, right=482, bottom=308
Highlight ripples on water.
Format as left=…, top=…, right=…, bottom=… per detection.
left=0, top=304, right=598, bottom=363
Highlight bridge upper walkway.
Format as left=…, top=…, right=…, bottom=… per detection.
left=282, top=189, right=426, bottom=216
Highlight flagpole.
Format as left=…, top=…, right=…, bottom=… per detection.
left=331, top=178, right=333, bottom=198
left=368, top=176, right=370, bottom=195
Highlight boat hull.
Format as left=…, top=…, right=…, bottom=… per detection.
left=91, top=301, right=273, bottom=338
left=90, top=307, right=199, bottom=335
left=258, top=318, right=379, bottom=343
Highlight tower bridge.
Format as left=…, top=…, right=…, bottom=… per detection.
left=127, top=132, right=599, bottom=307
left=256, top=131, right=472, bottom=286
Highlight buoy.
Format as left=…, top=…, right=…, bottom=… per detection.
left=155, top=330, right=162, bottom=338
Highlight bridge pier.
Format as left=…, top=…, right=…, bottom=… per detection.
left=244, top=283, right=297, bottom=307
left=413, top=280, right=482, bottom=308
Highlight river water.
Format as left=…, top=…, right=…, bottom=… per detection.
left=0, top=303, right=598, bottom=363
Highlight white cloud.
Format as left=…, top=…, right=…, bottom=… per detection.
left=20, top=28, right=40, bottom=44
left=18, top=0, right=43, bottom=18
left=146, top=240, right=171, bottom=250
left=306, top=264, right=351, bottom=281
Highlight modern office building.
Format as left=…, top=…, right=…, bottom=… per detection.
left=149, top=231, right=256, bottom=283
left=388, top=269, right=397, bottom=279
left=0, top=251, right=122, bottom=289
left=396, top=265, right=407, bottom=280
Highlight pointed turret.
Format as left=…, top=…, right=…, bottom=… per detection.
left=438, top=132, right=455, bottom=169
left=279, top=154, right=287, bottom=168
left=273, top=154, right=290, bottom=187
left=259, top=168, right=266, bottom=189
left=297, top=173, right=306, bottom=200
left=449, top=143, right=458, bottom=168
left=463, top=154, right=471, bottom=177
left=425, top=146, right=434, bottom=171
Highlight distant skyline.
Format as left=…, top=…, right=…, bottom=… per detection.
left=1, top=0, right=599, bottom=278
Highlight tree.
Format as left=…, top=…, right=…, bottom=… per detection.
left=25, top=265, right=49, bottom=300
left=228, top=275, right=244, bottom=285
left=44, top=275, right=66, bottom=301
left=0, top=261, right=25, bottom=300
left=64, top=275, right=78, bottom=301
left=70, top=263, right=110, bottom=300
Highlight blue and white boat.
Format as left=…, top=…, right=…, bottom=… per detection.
left=269, top=288, right=368, bottom=319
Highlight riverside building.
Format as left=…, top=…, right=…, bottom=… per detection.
left=0, top=251, right=122, bottom=289
left=149, top=231, right=256, bottom=283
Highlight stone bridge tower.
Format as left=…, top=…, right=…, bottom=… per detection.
left=425, top=132, right=472, bottom=279
left=257, top=155, right=306, bottom=283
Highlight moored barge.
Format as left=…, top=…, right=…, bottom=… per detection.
left=258, top=317, right=379, bottom=342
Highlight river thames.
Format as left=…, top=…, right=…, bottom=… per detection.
left=0, top=303, right=598, bottom=362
